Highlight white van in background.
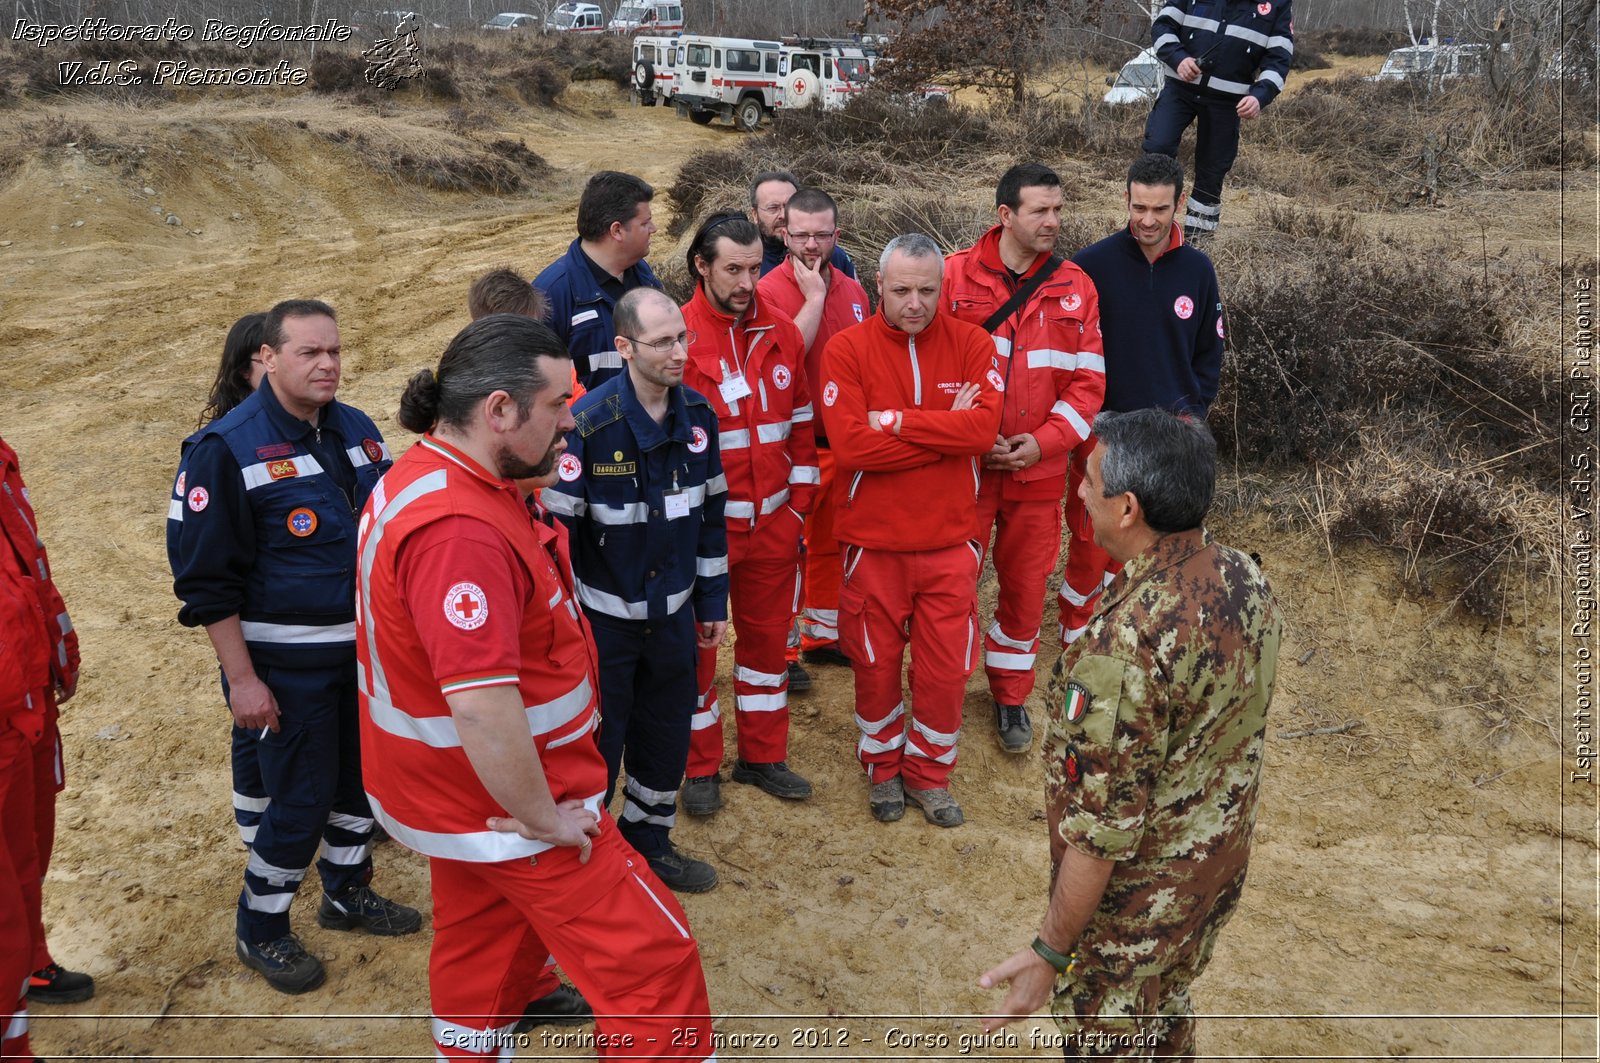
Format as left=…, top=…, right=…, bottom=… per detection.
left=1367, top=42, right=1501, bottom=82
left=609, top=1, right=683, bottom=35
left=546, top=2, right=605, bottom=33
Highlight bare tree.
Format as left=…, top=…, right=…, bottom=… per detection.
left=861, top=0, right=1109, bottom=107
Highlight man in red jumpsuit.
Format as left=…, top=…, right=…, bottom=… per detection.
left=943, top=162, right=1105, bottom=755
left=680, top=212, right=819, bottom=816
left=356, top=314, right=712, bottom=1059
left=1, top=436, right=87, bottom=1063
left=758, top=187, right=872, bottom=677
left=818, top=234, right=1003, bottom=828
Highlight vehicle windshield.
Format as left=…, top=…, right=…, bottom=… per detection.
left=554, top=10, right=577, bottom=26
left=615, top=3, right=645, bottom=18
left=1115, top=63, right=1159, bottom=88
left=837, top=57, right=869, bottom=82
left=487, top=13, right=516, bottom=25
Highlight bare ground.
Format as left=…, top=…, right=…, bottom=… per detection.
left=0, top=79, right=1591, bottom=1061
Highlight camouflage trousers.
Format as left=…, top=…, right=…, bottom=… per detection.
left=1048, top=920, right=1222, bottom=1061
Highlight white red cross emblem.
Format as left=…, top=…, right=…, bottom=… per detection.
left=444, top=582, right=488, bottom=631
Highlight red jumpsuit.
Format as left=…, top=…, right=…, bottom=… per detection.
left=681, top=287, right=817, bottom=776
left=357, top=434, right=712, bottom=1059
left=817, top=310, right=1002, bottom=789
left=943, top=227, right=1104, bottom=702
left=758, top=259, right=872, bottom=655
left=0, top=437, right=78, bottom=1063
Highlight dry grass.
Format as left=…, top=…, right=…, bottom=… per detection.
left=1236, top=75, right=1590, bottom=207
left=1206, top=200, right=1558, bottom=615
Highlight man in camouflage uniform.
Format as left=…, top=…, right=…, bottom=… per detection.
left=977, top=408, right=1281, bottom=1059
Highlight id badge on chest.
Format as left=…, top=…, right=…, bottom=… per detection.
left=663, top=488, right=691, bottom=520
left=719, top=371, right=753, bottom=404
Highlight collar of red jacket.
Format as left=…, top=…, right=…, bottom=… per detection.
left=684, top=282, right=775, bottom=332
left=684, top=284, right=778, bottom=370
left=975, top=223, right=1058, bottom=279
left=869, top=303, right=950, bottom=344
left=419, top=432, right=518, bottom=494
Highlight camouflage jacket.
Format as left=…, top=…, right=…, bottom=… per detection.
left=1043, top=527, right=1281, bottom=978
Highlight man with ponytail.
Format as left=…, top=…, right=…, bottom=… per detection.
left=358, top=314, right=713, bottom=1060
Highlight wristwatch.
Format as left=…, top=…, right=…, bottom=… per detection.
left=1030, top=935, right=1075, bottom=974
left=877, top=409, right=898, bottom=430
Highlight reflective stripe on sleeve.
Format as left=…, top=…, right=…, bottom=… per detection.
left=1049, top=400, right=1093, bottom=442
left=366, top=678, right=593, bottom=749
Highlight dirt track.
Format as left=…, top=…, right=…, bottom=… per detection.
left=0, top=77, right=1590, bottom=1061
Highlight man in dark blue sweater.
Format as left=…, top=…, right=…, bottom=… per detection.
left=1057, top=153, right=1224, bottom=644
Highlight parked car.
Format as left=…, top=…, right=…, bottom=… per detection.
left=482, top=11, right=541, bottom=31
left=1104, top=47, right=1164, bottom=105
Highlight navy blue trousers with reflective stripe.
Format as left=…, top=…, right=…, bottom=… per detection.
left=587, top=610, right=698, bottom=860
left=223, top=659, right=374, bottom=943
left=229, top=718, right=268, bottom=846
left=1142, top=83, right=1241, bottom=231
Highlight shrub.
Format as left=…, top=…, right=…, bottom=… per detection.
left=311, top=49, right=380, bottom=96
left=1301, top=25, right=1409, bottom=57
left=512, top=60, right=569, bottom=106
left=1292, top=40, right=1333, bottom=70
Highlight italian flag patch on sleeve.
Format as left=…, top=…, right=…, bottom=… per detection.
left=1065, top=681, right=1090, bottom=723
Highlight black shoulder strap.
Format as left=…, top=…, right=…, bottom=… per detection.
left=980, top=254, right=1063, bottom=334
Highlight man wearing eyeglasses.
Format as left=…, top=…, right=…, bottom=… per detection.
left=676, top=212, right=817, bottom=822
left=749, top=170, right=858, bottom=280
left=758, top=188, right=871, bottom=677
left=543, top=287, right=729, bottom=894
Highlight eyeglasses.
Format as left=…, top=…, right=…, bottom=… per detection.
left=786, top=231, right=836, bottom=245
left=623, top=331, right=695, bottom=354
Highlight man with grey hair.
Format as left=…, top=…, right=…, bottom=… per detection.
left=817, top=234, right=1002, bottom=827
left=978, top=408, right=1281, bottom=1058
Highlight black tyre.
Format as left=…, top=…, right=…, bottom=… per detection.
left=634, top=61, right=657, bottom=105
left=735, top=96, right=762, bottom=132
left=688, top=109, right=715, bottom=125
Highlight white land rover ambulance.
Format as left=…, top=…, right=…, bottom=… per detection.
left=774, top=38, right=871, bottom=112
left=632, top=34, right=681, bottom=105
left=669, top=34, right=786, bottom=130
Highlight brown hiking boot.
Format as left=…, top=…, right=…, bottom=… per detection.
left=904, top=785, right=965, bottom=827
